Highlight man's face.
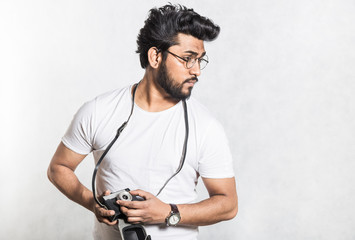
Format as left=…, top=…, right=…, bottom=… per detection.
left=157, top=33, right=206, bottom=100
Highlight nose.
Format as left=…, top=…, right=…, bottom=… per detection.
left=189, top=61, right=201, bottom=77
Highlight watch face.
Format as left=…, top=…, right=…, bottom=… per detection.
left=169, top=214, right=180, bottom=225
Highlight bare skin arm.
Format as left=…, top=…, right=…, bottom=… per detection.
left=118, top=177, right=238, bottom=226
left=178, top=177, right=238, bottom=225
left=47, top=142, right=117, bottom=226
left=49, top=143, right=238, bottom=227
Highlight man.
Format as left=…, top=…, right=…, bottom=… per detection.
left=48, top=4, right=238, bottom=240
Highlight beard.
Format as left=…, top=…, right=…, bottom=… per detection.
left=156, top=61, right=198, bottom=100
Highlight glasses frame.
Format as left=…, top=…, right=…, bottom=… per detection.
left=165, top=50, right=209, bottom=70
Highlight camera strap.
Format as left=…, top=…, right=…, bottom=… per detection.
left=118, top=219, right=151, bottom=240
left=92, top=82, right=189, bottom=207
left=155, top=98, right=188, bottom=197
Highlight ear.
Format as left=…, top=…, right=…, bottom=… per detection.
left=147, top=47, right=162, bottom=69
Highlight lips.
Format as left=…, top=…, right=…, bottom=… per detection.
left=184, top=77, right=198, bottom=85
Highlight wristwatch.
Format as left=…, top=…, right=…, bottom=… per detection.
left=166, top=203, right=181, bottom=226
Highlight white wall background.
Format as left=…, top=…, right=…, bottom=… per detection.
left=1, top=0, right=354, bottom=239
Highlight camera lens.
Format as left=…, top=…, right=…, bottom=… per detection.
left=118, top=190, right=132, bottom=201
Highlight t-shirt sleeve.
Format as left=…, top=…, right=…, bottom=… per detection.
left=61, top=100, right=95, bottom=155
left=198, top=119, right=235, bottom=178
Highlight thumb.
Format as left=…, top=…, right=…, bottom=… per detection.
left=103, top=190, right=111, bottom=196
left=129, top=189, right=152, bottom=200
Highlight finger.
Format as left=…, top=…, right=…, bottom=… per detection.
left=120, top=206, right=141, bottom=217
left=118, top=205, right=136, bottom=216
left=103, top=190, right=111, bottom=196
left=98, top=207, right=116, bottom=217
left=95, top=207, right=118, bottom=226
left=126, top=216, right=144, bottom=224
left=129, top=189, right=151, bottom=199
left=117, top=199, right=144, bottom=209
left=123, top=208, right=146, bottom=220
left=97, top=190, right=111, bottom=201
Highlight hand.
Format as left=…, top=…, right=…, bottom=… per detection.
left=92, top=190, right=117, bottom=226
left=117, top=189, right=171, bottom=225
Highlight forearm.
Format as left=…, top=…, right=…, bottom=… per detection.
left=118, top=188, right=237, bottom=226
left=177, top=194, right=238, bottom=226
left=176, top=177, right=238, bottom=226
left=47, top=164, right=94, bottom=212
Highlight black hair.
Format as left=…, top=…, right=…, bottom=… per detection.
left=136, top=4, right=220, bottom=68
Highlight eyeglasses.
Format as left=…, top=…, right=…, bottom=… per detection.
left=165, top=50, right=209, bottom=70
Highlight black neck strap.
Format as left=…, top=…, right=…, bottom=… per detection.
left=92, top=83, right=189, bottom=207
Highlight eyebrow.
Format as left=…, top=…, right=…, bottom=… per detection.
left=183, top=50, right=206, bottom=58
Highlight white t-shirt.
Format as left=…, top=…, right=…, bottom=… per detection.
left=62, top=85, right=234, bottom=240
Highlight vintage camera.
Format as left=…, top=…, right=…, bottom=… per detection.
left=102, top=188, right=144, bottom=222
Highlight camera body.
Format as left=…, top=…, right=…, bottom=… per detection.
left=102, top=188, right=144, bottom=222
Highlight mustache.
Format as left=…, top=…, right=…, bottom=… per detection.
left=183, top=77, right=199, bottom=83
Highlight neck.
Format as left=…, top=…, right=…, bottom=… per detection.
left=134, top=71, right=179, bottom=112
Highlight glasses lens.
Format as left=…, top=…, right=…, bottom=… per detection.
left=187, top=56, right=209, bottom=70
left=199, top=59, right=208, bottom=70
left=186, top=58, right=195, bottom=69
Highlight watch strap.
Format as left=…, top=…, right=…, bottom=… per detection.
left=170, top=203, right=179, bottom=214
left=166, top=203, right=181, bottom=226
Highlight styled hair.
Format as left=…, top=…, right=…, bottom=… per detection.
left=136, top=4, right=220, bottom=68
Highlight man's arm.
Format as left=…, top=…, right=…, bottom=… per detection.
left=118, top=177, right=238, bottom=226
left=178, top=177, right=238, bottom=225
left=47, top=142, right=117, bottom=226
